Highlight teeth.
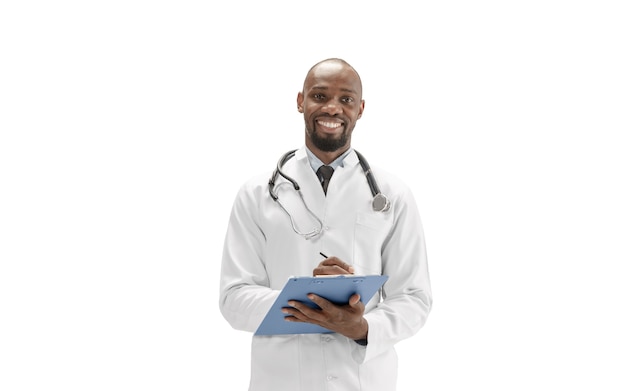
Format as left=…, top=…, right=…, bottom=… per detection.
left=318, top=121, right=342, bottom=128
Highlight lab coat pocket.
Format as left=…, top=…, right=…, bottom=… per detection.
left=353, top=212, right=392, bottom=274
left=250, top=335, right=301, bottom=389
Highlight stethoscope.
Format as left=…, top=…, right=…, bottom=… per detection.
left=268, top=149, right=391, bottom=239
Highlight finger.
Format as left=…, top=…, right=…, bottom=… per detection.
left=321, top=257, right=354, bottom=270
left=281, top=305, right=311, bottom=322
left=307, top=293, right=332, bottom=311
left=349, top=293, right=361, bottom=307
left=313, top=266, right=353, bottom=276
left=283, top=314, right=306, bottom=323
left=316, top=257, right=355, bottom=274
left=286, top=299, right=321, bottom=317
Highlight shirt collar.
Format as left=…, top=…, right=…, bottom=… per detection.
left=305, top=147, right=353, bottom=173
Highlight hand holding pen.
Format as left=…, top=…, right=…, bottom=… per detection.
left=313, top=252, right=356, bottom=276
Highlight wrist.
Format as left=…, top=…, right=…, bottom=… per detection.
left=354, top=318, right=368, bottom=341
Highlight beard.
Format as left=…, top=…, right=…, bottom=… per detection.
left=308, top=125, right=349, bottom=152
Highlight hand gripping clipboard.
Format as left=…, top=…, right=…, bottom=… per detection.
left=254, top=275, right=389, bottom=336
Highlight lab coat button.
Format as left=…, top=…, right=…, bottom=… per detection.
left=326, top=375, right=337, bottom=381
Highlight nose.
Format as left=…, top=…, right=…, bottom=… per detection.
left=322, top=99, right=342, bottom=116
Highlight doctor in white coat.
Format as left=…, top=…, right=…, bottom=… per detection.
left=219, top=58, right=432, bottom=391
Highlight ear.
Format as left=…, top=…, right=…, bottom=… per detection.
left=357, top=99, right=365, bottom=119
left=297, top=92, right=304, bottom=113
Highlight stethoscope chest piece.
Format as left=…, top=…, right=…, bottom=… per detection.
left=372, top=193, right=391, bottom=212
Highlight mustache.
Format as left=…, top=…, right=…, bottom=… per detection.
left=315, top=114, right=348, bottom=123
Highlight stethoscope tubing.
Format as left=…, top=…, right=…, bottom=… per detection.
left=354, top=150, right=380, bottom=198
left=269, top=149, right=298, bottom=200
left=269, top=149, right=390, bottom=212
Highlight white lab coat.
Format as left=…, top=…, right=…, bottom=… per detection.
left=220, top=147, right=432, bottom=391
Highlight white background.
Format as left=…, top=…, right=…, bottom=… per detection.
left=1, top=1, right=625, bottom=390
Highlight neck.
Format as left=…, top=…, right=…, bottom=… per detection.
left=306, top=142, right=350, bottom=165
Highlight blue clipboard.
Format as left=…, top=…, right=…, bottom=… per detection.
left=254, top=274, right=389, bottom=336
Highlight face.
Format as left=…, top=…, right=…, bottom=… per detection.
left=297, top=61, right=365, bottom=154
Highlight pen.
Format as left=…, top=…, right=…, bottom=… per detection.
left=319, top=252, right=328, bottom=258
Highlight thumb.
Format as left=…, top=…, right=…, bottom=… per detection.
left=349, top=293, right=361, bottom=307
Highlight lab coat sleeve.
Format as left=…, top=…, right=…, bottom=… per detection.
left=219, top=181, right=279, bottom=333
left=360, top=184, right=432, bottom=363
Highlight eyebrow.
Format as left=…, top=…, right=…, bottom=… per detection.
left=310, top=86, right=357, bottom=94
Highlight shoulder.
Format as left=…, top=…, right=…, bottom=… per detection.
left=366, top=162, right=425, bottom=217
left=369, top=164, right=413, bottom=194
left=236, top=171, right=273, bottom=197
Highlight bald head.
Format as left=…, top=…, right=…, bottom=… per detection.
left=303, top=58, right=363, bottom=98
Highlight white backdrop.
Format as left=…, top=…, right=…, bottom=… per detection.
left=1, top=1, right=625, bottom=390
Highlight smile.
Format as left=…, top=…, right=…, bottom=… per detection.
left=317, top=120, right=343, bottom=129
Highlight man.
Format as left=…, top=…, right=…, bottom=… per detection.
left=219, top=58, right=432, bottom=391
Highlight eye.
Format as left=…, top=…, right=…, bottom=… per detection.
left=341, top=97, right=355, bottom=103
left=313, top=94, right=326, bottom=100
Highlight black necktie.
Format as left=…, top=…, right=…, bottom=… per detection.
left=316, top=165, right=334, bottom=195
